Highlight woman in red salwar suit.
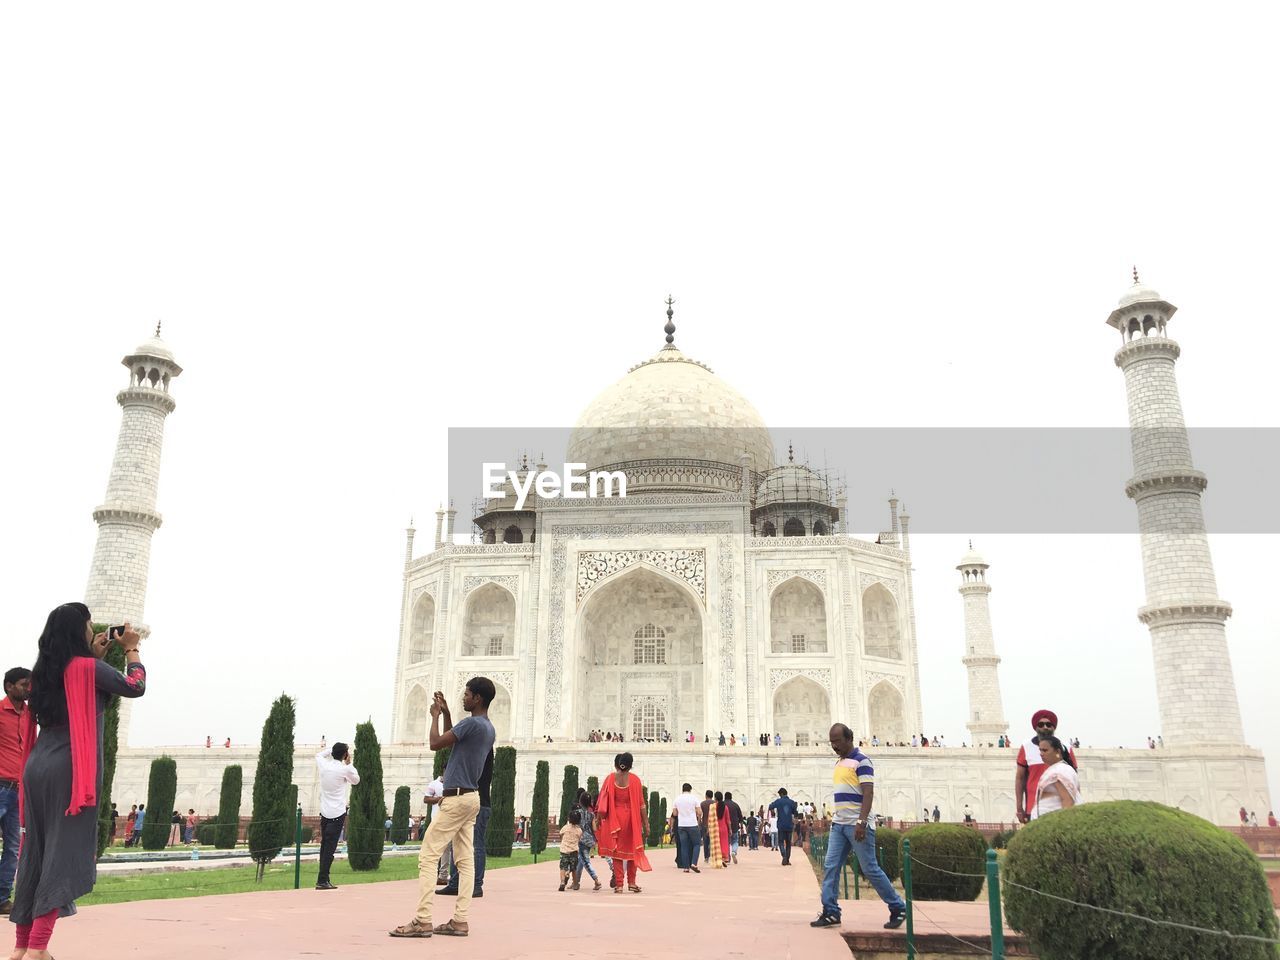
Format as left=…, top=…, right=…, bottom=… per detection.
left=594, top=752, right=652, bottom=893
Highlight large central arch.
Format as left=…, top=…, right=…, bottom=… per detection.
left=575, top=565, right=705, bottom=739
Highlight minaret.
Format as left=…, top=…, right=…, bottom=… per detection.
left=84, top=325, right=182, bottom=745
left=1108, top=272, right=1244, bottom=743
left=957, top=542, right=1008, bottom=744
left=404, top=518, right=416, bottom=569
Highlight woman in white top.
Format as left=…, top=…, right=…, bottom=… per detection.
left=1032, top=735, right=1081, bottom=819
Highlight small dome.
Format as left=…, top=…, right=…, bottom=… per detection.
left=130, top=335, right=176, bottom=363
left=756, top=463, right=830, bottom=507
left=957, top=545, right=988, bottom=568
left=1116, top=282, right=1164, bottom=309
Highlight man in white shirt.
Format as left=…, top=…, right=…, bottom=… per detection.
left=315, top=742, right=360, bottom=890
left=423, top=775, right=451, bottom=883
left=671, top=782, right=703, bottom=873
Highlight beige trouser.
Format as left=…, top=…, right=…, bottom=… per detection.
left=416, top=791, right=480, bottom=925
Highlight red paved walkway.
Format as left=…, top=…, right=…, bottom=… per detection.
left=45, top=853, right=856, bottom=959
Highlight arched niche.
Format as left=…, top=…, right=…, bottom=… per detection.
left=403, top=684, right=430, bottom=742
left=770, top=577, right=827, bottom=653
left=462, top=583, right=516, bottom=656
left=772, top=675, right=831, bottom=747
left=862, top=583, right=902, bottom=659
left=409, top=594, right=435, bottom=663
left=867, top=680, right=905, bottom=744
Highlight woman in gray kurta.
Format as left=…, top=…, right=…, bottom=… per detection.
left=10, top=603, right=145, bottom=955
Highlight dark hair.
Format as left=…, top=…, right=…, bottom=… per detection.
left=705, top=790, right=714, bottom=799
left=575, top=787, right=593, bottom=809
left=466, top=676, right=496, bottom=708
left=1040, top=734, right=1076, bottom=770
left=724, top=791, right=733, bottom=801
left=568, top=808, right=581, bottom=826
left=714, top=790, right=725, bottom=819
left=30, top=603, right=93, bottom=726
left=332, top=742, right=349, bottom=762
left=4, top=667, right=31, bottom=688
left=777, top=787, right=788, bottom=796
left=831, top=722, right=853, bottom=741
left=614, top=752, right=633, bottom=772
left=682, top=782, right=692, bottom=792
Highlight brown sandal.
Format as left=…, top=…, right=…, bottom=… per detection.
left=389, top=919, right=432, bottom=938
left=433, top=920, right=469, bottom=937
left=628, top=884, right=642, bottom=893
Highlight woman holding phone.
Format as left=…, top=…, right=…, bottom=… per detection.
left=9, top=603, right=146, bottom=960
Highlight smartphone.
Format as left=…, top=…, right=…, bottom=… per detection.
left=109, top=625, right=127, bottom=639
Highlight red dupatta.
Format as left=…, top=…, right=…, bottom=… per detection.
left=19, top=656, right=98, bottom=825
left=593, top=772, right=652, bottom=871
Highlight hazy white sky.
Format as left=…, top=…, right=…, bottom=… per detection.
left=2, top=4, right=1276, bottom=806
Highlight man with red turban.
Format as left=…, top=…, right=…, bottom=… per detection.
left=1015, top=709, right=1076, bottom=824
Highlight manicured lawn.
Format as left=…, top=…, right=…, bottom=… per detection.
left=82, top=849, right=544, bottom=905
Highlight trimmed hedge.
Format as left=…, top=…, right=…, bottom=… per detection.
left=487, top=746, right=517, bottom=857
left=586, top=775, right=599, bottom=800
left=1004, top=800, right=1278, bottom=960
left=347, top=720, right=387, bottom=871
left=215, top=765, right=242, bottom=849
left=558, top=765, right=579, bottom=827
left=902, top=823, right=986, bottom=900
left=874, top=826, right=902, bottom=883
left=197, top=818, right=219, bottom=846
left=277, top=784, right=299, bottom=847
left=95, top=630, right=127, bottom=857
left=431, top=746, right=451, bottom=780
left=530, top=760, right=549, bottom=856
left=647, top=790, right=661, bottom=842
left=141, top=756, right=177, bottom=850
left=391, top=786, right=411, bottom=844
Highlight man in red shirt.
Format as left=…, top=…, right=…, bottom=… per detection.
left=0, top=667, right=32, bottom=915
left=1015, top=709, right=1076, bottom=824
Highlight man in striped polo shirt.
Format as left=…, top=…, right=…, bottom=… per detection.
left=811, top=723, right=906, bottom=929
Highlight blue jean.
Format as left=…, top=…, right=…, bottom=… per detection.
left=776, top=828, right=793, bottom=862
left=0, top=786, right=18, bottom=903
left=821, top=822, right=904, bottom=918
left=574, top=842, right=598, bottom=883
left=676, top=825, right=700, bottom=868
left=446, top=805, right=490, bottom=892
left=747, top=828, right=758, bottom=850
left=729, top=830, right=739, bottom=857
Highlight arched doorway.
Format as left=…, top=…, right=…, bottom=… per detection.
left=862, top=583, right=902, bottom=659
left=403, top=685, right=430, bottom=742
left=462, top=583, right=516, bottom=656
left=409, top=594, right=435, bottom=664
left=867, top=681, right=905, bottom=744
left=576, top=567, right=704, bottom=740
left=772, top=676, right=831, bottom=746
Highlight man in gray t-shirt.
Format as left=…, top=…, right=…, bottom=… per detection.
left=391, top=678, right=497, bottom=940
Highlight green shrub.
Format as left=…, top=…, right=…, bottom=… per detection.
left=300, top=825, right=314, bottom=843
left=586, top=775, right=599, bottom=799
left=215, top=766, right=242, bottom=849
left=277, top=784, right=299, bottom=847
left=558, top=765, right=579, bottom=827
left=1003, top=800, right=1278, bottom=960
left=659, top=797, right=667, bottom=840
left=391, top=786, right=411, bottom=844
left=874, top=826, right=902, bottom=883
left=196, top=818, right=219, bottom=846
left=989, top=827, right=1017, bottom=850
left=346, top=721, right=387, bottom=871
left=648, top=791, right=661, bottom=841
left=487, top=746, right=517, bottom=857
left=431, top=746, right=451, bottom=779
left=248, top=694, right=295, bottom=869
left=530, top=760, right=549, bottom=856
left=140, top=756, right=177, bottom=850
left=902, top=823, right=986, bottom=900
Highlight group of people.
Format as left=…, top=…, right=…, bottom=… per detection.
left=1239, top=807, right=1277, bottom=828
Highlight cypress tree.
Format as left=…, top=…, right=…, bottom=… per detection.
left=586, top=775, right=599, bottom=800
left=659, top=797, right=668, bottom=842
left=248, top=694, right=295, bottom=877
left=94, top=631, right=126, bottom=856
left=141, top=756, right=177, bottom=850
left=530, top=760, right=549, bottom=858
left=647, top=790, right=661, bottom=846
left=215, top=765, right=243, bottom=849
left=487, top=746, right=517, bottom=857
left=432, top=746, right=452, bottom=779
left=391, top=786, right=411, bottom=844
left=346, top=720, right=387, bottom=870
left=277, top=784, right=299, bottom=847
left=558, top=764, right=579, bottom=827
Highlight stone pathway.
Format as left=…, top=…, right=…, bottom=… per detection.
left=49, top=851, right=855, bottom=959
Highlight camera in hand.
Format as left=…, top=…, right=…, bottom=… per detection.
left=109, top=625, right=127, bottom=639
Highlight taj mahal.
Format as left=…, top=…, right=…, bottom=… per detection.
left=104, top=279, right=1271, bottom=823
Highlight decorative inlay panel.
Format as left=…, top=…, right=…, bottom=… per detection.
left=717, top=536, right=736, bottom=727
left=865, top=671, right=905, bottom=693
left=769, top=667, right=833, bottom=694
left=858, top=572, right=901, bottom=601
left=576, top=549, right=706, bottom=606
left=409, top=582, right=438, bottom=606
left=455, top=670, right=515, bottom=694
left=462, top=574, right=520, bottom=598
left=543, top=522, right=732, bottom=727
left=766, top=568, right=827, bottom=593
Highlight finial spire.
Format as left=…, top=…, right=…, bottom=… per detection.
left=664, top=295, right=676, bottom=344
left=155, top=319, right=162, bottom=338
left=1132, top=265, right=1140, bottom=284
left=787, top=441, right=794, bottom=463
left=969, top=538, right=973, bottom=550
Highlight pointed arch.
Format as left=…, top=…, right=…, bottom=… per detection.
left=772, top=675, right=831, bottom=747
left=403, top=684, right=430, bottom=742
left=867, top=680, right=905, bottom=744
left=409, top=593, right=435, bottom=664
left=462, top=582, right=516, bottom=656
left=770, top=577, right=827, bottom=653
left=862, top=582, right=902, bottom=659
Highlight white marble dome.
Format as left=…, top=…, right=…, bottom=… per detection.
left=567, top=344, right=775, bottom=473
